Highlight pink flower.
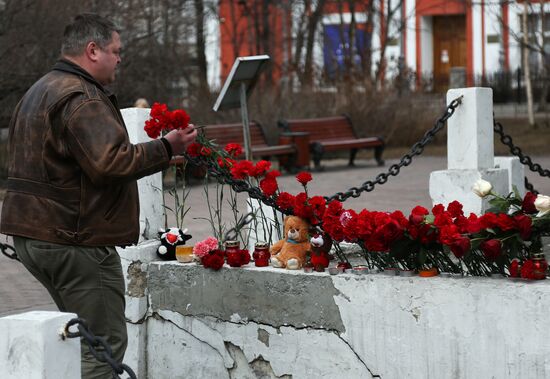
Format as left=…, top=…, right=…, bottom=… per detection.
left=193, top=237, right=219, bottom=258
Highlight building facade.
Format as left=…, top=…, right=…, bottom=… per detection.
left=212, top=1, right=549, bottom=92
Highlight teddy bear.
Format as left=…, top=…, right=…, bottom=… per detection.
left=270, top=215, right=311, bottom=269
left=157, top=227, right=192, bottom=261
left=309, top=232, right=333, bottom=272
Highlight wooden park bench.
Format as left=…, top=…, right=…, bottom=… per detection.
left=278, top=115, right=385, bottom=170
left=170, top=121, right=297, bottom=174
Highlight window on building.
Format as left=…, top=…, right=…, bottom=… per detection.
left=323, top=23, right=370, bottom=79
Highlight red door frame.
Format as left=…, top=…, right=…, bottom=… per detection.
left=415, top=0, right=473, bottom=86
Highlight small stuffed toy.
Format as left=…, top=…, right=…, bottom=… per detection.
left=270, top=215, right=311, bottom=270
left=309, top=232, right=333, bottom=272
left=157, top=227, right=192, bottom=261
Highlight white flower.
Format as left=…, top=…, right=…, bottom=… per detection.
left=534, top=194, right=550, bottom=217
left=472, top=179, right=493, bottom=198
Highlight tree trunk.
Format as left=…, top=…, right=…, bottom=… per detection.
left=303, top=0, right=326, bottom=89
left=194, top=0, right=209, bottom=95
left=537, top=2, right=548, bottom=112
left=522, top=2, right=536, bottom=127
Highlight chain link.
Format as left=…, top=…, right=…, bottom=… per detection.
left=494, top=120, right=550, bottom=194
left=1, top=243, right=19, bottom=261
left=63, top=318, right=137, bottom=379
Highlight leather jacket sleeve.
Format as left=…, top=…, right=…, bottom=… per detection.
left=64, top=97, right=170, bottom=186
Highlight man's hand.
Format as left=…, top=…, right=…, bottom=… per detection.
left=164, top=125, right=198, bottom=156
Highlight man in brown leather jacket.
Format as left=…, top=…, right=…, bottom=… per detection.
left=0, top=14, right=197, bottom=378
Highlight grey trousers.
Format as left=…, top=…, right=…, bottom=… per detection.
left=14, top=236, right=127, bottom=379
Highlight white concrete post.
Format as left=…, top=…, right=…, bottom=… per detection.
left=0, top=311, right=80, bottom=379
left=121, top=107, right=165, bottom=242
left=117, top=240, right=160, bottom=379
left=120, top=107, right=167, bottom=378
left=430, top=88, right=510, bottom=215
left=447, top=88, right=494, bottom=170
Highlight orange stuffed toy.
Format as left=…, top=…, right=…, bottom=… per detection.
left=270, top=215, right=311, bottom=269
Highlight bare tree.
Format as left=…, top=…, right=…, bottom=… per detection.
left=495, top=0, right=550, bottom=124
left=521, top=1, right=536, bottom=127
left=302, top=0, right=326, bottom=88
left=194, top=0, right=209, bottom=95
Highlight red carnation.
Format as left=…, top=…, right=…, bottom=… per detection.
left=224, top=143, right=243, bottom=157
left=409, top=206, right=429, bottom=225
left=326, top=201, right=343, bottom=216
left=186, top=142, right=202, bottom=157
left=144, top=119, right=162, bottom=139
left=479, top=212, right=499, bottom=229
left=265, top=169, right=281, bottom=180
left=145, top=103, right=190, bottom=138
left=309, top=196, right=327, bottom=222
left=170, top=109, right=190, bottom=130
left=200, top=146, right=212, bottom=157
left=480, top=239, right=502, bottom=261
left=495, top=214, right=515, bottom=232
left=230, top=160, right=254, bottom=179
left=522, top=192, right=538, bottom=214
left=294, top=193, right=314, bottom=221
left=514, top=214, right=532, bottom=240
left=259, top=177, right=278, bottom=196
left=447, top=201, right=464, bottom=218
left=217, top=157, right=229, bottom=169
left=449, top=235, right=471, bottom=259
left=251, top=160, right=271, bottom=177
left=201, top=249, right=225, bottom=270
left=296, top=171, right=313, bottom=185
left=432, top=204, right=445, bottom=216
left=276, top=192, right=295, bottom=210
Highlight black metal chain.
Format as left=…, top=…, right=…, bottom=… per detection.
left=325, top=95, right=463, bottom=202
left=63, top=318, right=137, bottom=379
left=1, top=242, right=19, bottom=261
left=494, top=120, right=550, bottom=195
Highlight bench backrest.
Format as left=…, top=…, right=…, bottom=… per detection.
left=202, top=121, right=268, bottom=148
left=280, top=115, right=356, bottom=141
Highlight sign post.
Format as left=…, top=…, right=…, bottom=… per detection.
left=213, top=55, right=270, bottom=160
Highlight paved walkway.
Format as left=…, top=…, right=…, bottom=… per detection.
left=1, top=155, right=550, bottom=316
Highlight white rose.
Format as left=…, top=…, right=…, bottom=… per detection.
left=472, top=179, right=493, bottom=198
left=534, top=194, right=550, bottom=217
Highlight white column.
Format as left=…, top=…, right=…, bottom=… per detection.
left=447, top=88, right=494, bottom=169
left=430, top=88, right=509, bottom=215
left=0, top=311, right=80, bottom=379
left=121, top=107, right=165, bottom=242
left=117, top=240, right=161, bottom=379
left=405, top=0, right=416, bottom=71
left=472, top=1, right=483, bottom=80
left=120, top=107, right=166, bottom=378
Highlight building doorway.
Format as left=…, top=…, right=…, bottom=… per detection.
left=433, top=15, right=466, bottom=92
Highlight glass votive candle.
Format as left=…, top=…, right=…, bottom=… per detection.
left=176, top=245, right=194, bottom=263
left=253, top=242, right=270, bottom=267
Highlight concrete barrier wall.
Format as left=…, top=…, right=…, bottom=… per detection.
left=124, top=256, right=550, bottom=379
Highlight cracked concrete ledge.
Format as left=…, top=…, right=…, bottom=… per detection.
left=122, top=249, right=550, bottom=378
left=147, top=309, right=374, bottom=379
left=148, top=262, right=346, bottom=332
